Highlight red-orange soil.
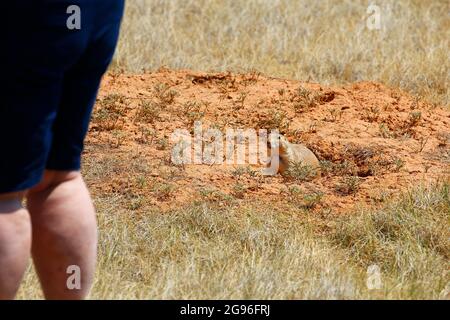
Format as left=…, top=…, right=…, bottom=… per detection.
left=84, top=69, right=449, bottom=214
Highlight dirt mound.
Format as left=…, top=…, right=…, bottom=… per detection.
left=85, top=69, right=450, bottom=213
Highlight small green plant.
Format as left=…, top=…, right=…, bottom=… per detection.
left=231, top=166, right=246, bottom=179
left=327, top=108, right=343, bottom=122
left=134, top=99, right=161, bottom=124
left=110, top=129, right=127, bottom=148
left=183, top=101, right=205, bottom=126
left=393, top=158, right=405, bottom=172
left=152, top=183, right=176, bottom=201
left=258, top=111, right=289, bottom=132
left=379, top=123, right=392, bottom=138
left=408, top=111, right=422, bottom=127
left=294, top=86, right=319, bottom=111
left=336, top=176, right=361, bottom=195
left=127, top=196, right=144, bottom=210
left=245, top=167, right=258, bottom=178
left=135, top=175, right=147, bottom=190
left=93, top=94, right=127, bottom=131
left=199, top=188, right=215, bottom=199
left=285, top=185, right=302, bottom=206
left=286, top=186, right=323, bottom=209
left=153, top=83, right=178, bottom=106
left=198, top=188, right=235, bottom=205
left=231, top=166, right=258, bottom=180
left=363, top=106, right=380, bottom=122
left=319, top=160, right=334, bottom=176
left=136, top=125, right=157, bottom=144
left=232, top=183, right=247, bottom=199
left=302, top=191, right=324, bottom=209
left=284, top=162, right=318, bottom=182
left=233, top=91, right=248, bottom=110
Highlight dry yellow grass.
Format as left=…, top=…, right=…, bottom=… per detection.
left=17, top=181, right=449, bottom=299
left=113, top=0, right=449, bottom=106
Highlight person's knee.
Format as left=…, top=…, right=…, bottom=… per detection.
left=0, top=193, right=30, bottom=243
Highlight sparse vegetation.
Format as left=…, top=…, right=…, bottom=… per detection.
left=110, top=129, right=127, bottom=148
left=336, top=176, right=362, bottom=195
left=232, top=182, right=247, bottom=199
left=93, top=94, right=127, bottom=131
left=408, top=111, right=422, bottom=127
left=134, top=99, right=161, bottom=124
left=198, top=188, right=235, bottom=206
left=113, top=1, right=448, bottom=106
left=136, top=125, right=157, bottom=144
left=302, top=192, right=324, bottom=210
left=392, top=158, right=405, bottom=172
left=257, top=110, right=290, bottom=133
left=363, top=106, right=380, bottom=122
left=327, top=108, right=343, bottom=122
left=233, top=91, right=248, bottom=110
left=437, top=133, right=449, bottom=147
left=292, top=86, right=320, bottom=112
left=379, top=123, right=393, bottom=138
left=285, top=185, right=323, bottom=209
left=331, top=182, right=449, bottom=299
left=182, top=101, right=205, bottom=127
left=320, top=160, right=358, bottom=177
left=17, top=180, right=449, bottom=299
left=284, top=162, right=318, bottom=182
left=152, top=182, right=176, bottom=201
left=153, top=83, right=178, bottom=106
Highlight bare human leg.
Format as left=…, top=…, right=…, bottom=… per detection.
left=27, top=170, right=97, bottom=300
left=0, top=192, right=31, bottom=300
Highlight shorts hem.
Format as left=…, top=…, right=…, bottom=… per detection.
left=0, top=171, right=44, bottom=194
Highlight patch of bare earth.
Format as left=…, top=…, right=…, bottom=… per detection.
left=84, top=69, right=450, bottom=214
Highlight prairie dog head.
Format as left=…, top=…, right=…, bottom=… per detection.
left=266, top=133, right=291, bottom=174
left=267, top=133, right=291, bottom=156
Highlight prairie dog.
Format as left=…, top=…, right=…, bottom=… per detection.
left=266, top=134, right=321, bottom=176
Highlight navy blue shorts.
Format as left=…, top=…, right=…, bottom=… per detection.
left=0, top=0, right=125, bottom=193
